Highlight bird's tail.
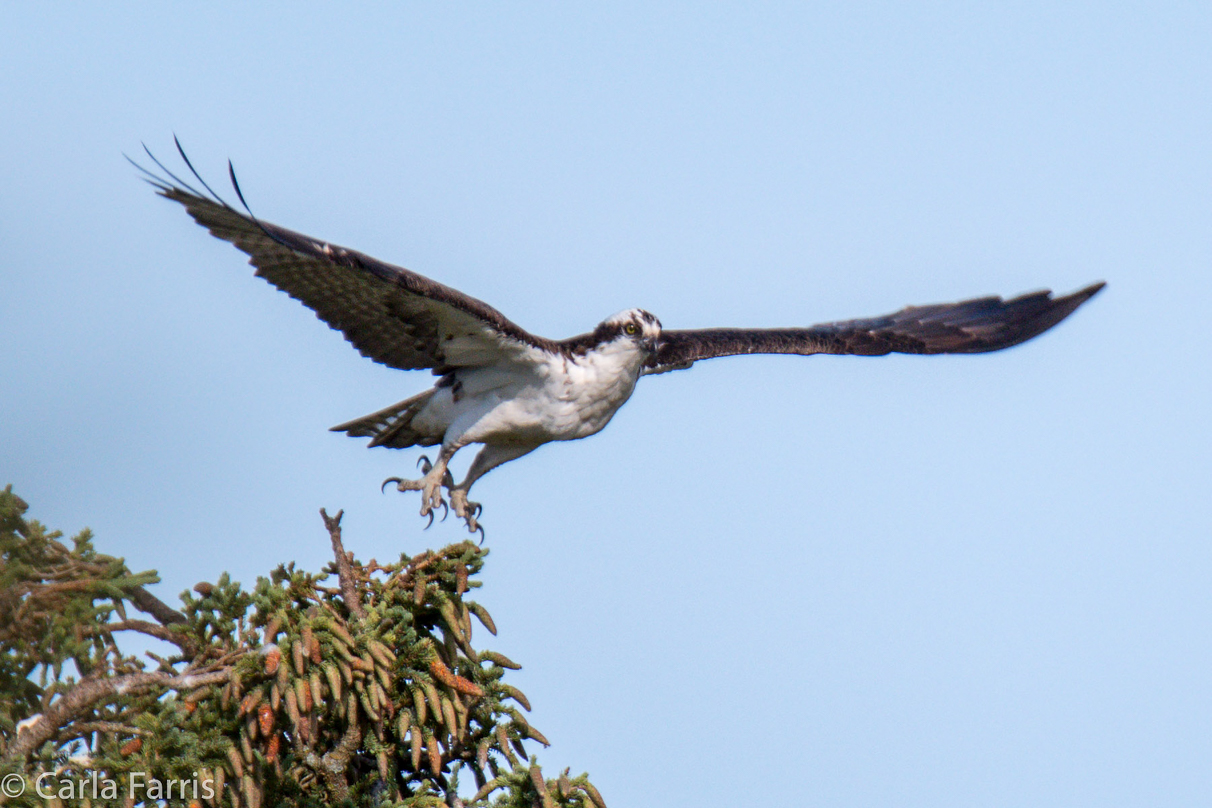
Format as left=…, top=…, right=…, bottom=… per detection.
left=329, top=389, right=441, bottom=449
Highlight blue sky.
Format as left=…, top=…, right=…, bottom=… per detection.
left=2, top=3, right=1209, bottom=805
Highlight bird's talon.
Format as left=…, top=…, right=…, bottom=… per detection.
left=381, top=477, right=402, bottom=493
left=140, top=152, right=1105, bottom=559
left=386, top=457, right=483, bottom=534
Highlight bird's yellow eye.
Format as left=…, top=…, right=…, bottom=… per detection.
left=624, top=323, right=639, bottom=336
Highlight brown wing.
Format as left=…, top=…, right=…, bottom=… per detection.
left=138, top=149, right=560, bottom=372
left=645, top=283, right=1104, bottom=374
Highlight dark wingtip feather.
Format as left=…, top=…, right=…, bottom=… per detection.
left=972, top=280, right=1106, bottom=353
left=173, top=135, right=231, bottom=208
left=132, top=136, right=300, bottom=259
left=124, top=149, right=173, bottom=192
left=133, top=142, right=209, bottom=200
left=1075, top=280, right=1106, bottom=301
left=228, top=160, right=254, bottom=216
left=1044, top=280, right=1106, bottom=325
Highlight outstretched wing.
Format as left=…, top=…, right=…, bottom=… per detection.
left=645, top=283, right=1104, bottom=374
left=135, top=146, right=561, bottom=372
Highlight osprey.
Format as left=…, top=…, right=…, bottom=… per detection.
left=136, top=146, right=1103, bottom=536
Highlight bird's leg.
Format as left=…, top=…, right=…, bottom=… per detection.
left=449, top=488, right=483, bottom=536
left=449, top=443, right=539, bottom=537
left=382, top=445, right=458, bottom=526
left=416, top=454, right=456, bottom=519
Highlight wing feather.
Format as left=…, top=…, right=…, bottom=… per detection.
left=645, top=283, right=1104, bottom=374
left=140, top=152, right=559, bottom=371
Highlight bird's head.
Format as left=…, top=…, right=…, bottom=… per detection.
left=597, top=308, right=662, bottom=355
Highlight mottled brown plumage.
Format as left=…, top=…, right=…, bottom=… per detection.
left=156, top=184, right=565, bottom=370
left=135, top=143, right=1104, bottom=535
left=644, top=284, right=1104, bottom=375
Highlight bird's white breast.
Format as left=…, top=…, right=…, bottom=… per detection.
left=415, top=339, right=647, bottom=446
left=547, top=340, right=645, bottom=439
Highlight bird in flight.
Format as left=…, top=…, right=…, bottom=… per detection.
left=134, top=143, right=1103, bottom=537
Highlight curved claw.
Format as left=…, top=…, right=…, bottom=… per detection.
left=423, top=509, right=435, bottom=530
left=438, top=501, right=450, bottom=522
left=470, top=503, right=483, bottom=519
left=473, top=523, right=486, bottom=544
left=381, top=477, right=403, bottom=494
left=416, top=455, right=432, bottom=473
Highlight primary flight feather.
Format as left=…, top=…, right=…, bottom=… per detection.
left=136, top=145, right=1103, bottom=536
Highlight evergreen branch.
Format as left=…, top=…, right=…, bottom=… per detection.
left=1, top=668, right=230, bottom=765
left=81, top=619, right=199, bottom=655
left=306, top=708, right=361, bottom=802
left=320, top=509, right=367, bottom=621
left=2, top=489, right=609, bottom=807
left=55, top=720, right=149, bottom=741
left=128, top=585, right=187, bottom=625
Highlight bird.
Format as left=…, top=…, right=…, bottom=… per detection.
left=134, top=143, right=1104, bottom=537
